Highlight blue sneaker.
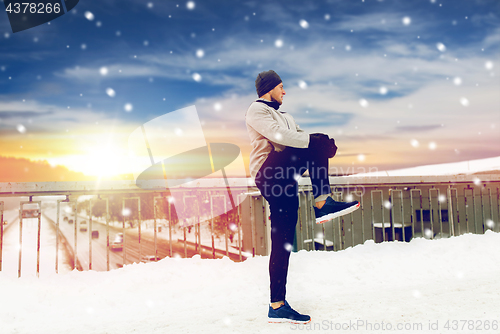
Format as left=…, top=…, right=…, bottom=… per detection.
left=268, top=301, right=311, bottom=324
left=314, top=196, right=360, bottom=224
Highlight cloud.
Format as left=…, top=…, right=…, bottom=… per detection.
left=0, top=110, right=54, bottom=119
left=0, top=100, right=122, bottom=132
left=331, top=12, right=431, bottom=34
left=394, top=125, right=443, bottom=133
left=482, top=27, right=500, bottom=49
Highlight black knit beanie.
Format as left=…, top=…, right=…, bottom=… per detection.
left=255, top=70, right=282, bottom=97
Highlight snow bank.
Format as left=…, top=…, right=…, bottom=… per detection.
left=354, top=156, right=500, bottom=177
left=1, top=232, right=500, bottom=333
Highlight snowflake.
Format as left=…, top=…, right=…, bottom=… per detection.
left=99, top=67, right=108, bottom=76
left=192, top=73, right=202, bottom=82
left=124, top=103, right=133, bottom=112
left=106, top=88, right=116, bottom=97
left=436, top=43, right=446, bottom=52
left=359, top=99, right=369, bottom=108
left=459, top=97, right=469, bottom=107
left=84, top=11, right=94, bottom=21
left=299, top=19, right=309, bottom=29
left=424, top=228, right=433, bottom=238
left=16, top=124, right=26, bottom=134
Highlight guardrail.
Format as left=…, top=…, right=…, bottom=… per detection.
left=240, top=174, right=500, bottom=255
left=1, top=174, right=499, bottom=277
left=0, top=179, right=250, bottom=277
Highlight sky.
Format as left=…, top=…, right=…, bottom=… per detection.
left=0, top=0, right=499, bottom=180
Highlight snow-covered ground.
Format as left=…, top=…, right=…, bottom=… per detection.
left=0, top=231, right=499, bottom=334
left=1, top=156, right=499, bottom=333
left=353, top=156, right=500, bottom=176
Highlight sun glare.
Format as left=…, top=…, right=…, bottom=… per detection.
left=48, top=144, right=132, bottom=179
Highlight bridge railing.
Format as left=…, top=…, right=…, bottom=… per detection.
left=1, top=174, right=499, bottom=277
left=240, top=174, right=500, bottom=255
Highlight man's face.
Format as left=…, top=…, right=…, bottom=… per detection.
left=270, top=83, right=286, bottom=105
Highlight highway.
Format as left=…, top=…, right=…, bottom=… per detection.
left=1, top=201, right=244, bottom=276
left=45, top=203, right=244, bottom=272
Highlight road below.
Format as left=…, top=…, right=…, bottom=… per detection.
left=1, top=201, right=245, bottom=276
left=47, top=203, right=245, bottom=271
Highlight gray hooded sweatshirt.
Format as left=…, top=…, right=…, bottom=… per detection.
left=245, top=99, right=310, bottom=179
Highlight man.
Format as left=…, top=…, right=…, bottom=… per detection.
left=245, top=70, right=360, bottom=324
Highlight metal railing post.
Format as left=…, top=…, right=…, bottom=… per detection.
left=88, top=201, right=92, bottom=270
left=168, top=196, right=173, bottom=257
left=73, top=202, right=78, bottom=270
left=105, top=198, right=110, bottom=271
left=0, top=202, right=3, bottom=272
left=237, top=194, right=244, bottom=262
left=18, top=203, right=23, bottom=278
left=410, top=189, right=422, bottom=238
left=138, top=198, right=142, bottom=261
left=19, top=200, right=41, bottom=277
left=447, top=187, right=456, bottom=237
left=55, top=198, right=65, bottom=274
left=122, top=199, right=126, bottom=267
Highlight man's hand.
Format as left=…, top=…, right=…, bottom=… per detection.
left=309, top=133, right=337, bottom=158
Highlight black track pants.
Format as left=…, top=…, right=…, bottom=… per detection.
left=254, top=146, right=331, bottom=302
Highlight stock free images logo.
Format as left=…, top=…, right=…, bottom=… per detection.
left=128, top=105, right=248, bottom=226
left=4, top=0, right=79, bottom=33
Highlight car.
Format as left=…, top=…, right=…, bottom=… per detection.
left=91, top=230, right=99, bottom=238
left=110, top=233, right=123, bottom=251
left=63, top=216, right=68, bottom=222
left=80, top=220, right=87, bottom=232
left=140, top=255, right=162, bottom=263
left=68, top=219, right=73, bottom=224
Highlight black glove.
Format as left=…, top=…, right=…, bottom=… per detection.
left=308, top=133, right=337, bottom=158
